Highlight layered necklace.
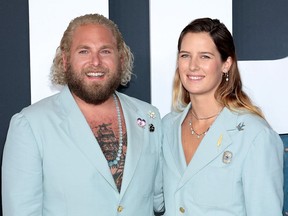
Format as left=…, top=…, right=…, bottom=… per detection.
left=188, top=120, right=210, bottom=139
left=108, top=93, right=123, bottom=168
left=189, top=109, right=222, bottom=139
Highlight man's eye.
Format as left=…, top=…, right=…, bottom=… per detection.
left=101, top=49, right=111, bottom=54
left=79, top=50, right=88, bottom=54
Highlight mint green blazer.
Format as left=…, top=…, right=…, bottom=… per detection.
left=162, top=105, right=283, bottom=216
left=2, top=86, right=164, bottom=216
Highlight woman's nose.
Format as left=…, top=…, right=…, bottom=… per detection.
left=189, top=58, right=199, bottom=71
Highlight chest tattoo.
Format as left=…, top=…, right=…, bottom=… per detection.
left=91, top=122, right=127, bottom=192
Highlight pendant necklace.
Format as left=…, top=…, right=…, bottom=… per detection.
left=188, top=108, right=222, bottom=139
left=108, top=93, right=123, bottom=168
left=188, top=119, right=210, bottom=139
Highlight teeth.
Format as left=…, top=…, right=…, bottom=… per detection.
left=86, top=72, right=104, bottom=77
left=188, top=76, right=202, bottom=80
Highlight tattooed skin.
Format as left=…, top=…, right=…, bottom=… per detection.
left=91, top=121, right=127, bottom=192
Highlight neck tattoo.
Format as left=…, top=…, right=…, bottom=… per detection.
left=108, top=93, right=123, bottom=168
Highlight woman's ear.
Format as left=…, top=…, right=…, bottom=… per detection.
left=222, top=56, right=232, bottom=72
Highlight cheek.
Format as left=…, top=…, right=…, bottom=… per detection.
left=178, top=61, right=189, bottom=76
left=69, top=57, right=87, bottom=71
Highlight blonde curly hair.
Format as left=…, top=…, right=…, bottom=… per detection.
left=50, top=13, right=134, bottom=86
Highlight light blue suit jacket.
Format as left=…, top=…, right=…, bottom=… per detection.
left=162, top=105, right=283, bottom=216
left=2, top=86, right=164, bottom=216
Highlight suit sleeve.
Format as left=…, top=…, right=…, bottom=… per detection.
left=2, top=113, right=43, bottom=216
left=242, top=127, right=283, bottom=216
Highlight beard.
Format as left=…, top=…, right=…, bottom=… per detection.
left=66, top=64, right=122, bottom=105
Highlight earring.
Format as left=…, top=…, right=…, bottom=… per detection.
left=224, top=72, right=229, bottom=82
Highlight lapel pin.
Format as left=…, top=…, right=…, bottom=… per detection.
left=149, top=124, right=155, bottom=132
left=217, top=134, right=223, bottom=147
left=222, top=151, right=233, bottom=164
left=148, top=111, right=156, bottom=119
left=137, top=118, right=146, bottom=128
left=236, top=122, right=245, bottom=131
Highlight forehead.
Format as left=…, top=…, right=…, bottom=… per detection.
left=181, top=32, right=216, bottom=50
left=71, top=24, right=117, bottom=47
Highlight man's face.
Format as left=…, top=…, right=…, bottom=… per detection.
left=64, top=24, right=122, bottom=105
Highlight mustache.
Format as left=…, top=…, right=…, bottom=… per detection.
left=83, top=66, right=108, bottom=73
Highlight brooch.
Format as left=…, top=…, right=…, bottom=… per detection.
left=137, top=111, right=157, bottom=132
left=148, top=111, right=156, bottom=119
left=236, top=122, right=245, bottom=131
left=222, top=151, right=233, bottom=164
left=149, top=124, right=155, bottom=132
left=137, top=118, right=146, bottom=128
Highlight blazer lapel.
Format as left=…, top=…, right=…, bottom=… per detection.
left=116, top=93, right=145, bottom=197
left=59, top=87, right=118, bottom=192
left=178, top=108, right=237, bottom=189
left=165, top=107, right=190, bottom=177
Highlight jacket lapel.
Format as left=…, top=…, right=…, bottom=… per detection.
left=59, top=87, right=118, bottom=192
left=177, top=108, right=238, bottom=189
left=167, top=108, right=189, bottom=177
left=116, top=93, right=145, bottom=197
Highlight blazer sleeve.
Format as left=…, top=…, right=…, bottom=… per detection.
left=242, top=127, right=283, bottom=216
left=2, top=113, right=43, bottom=216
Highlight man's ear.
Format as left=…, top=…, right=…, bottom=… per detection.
left=62, top=53, right=68, bottom=71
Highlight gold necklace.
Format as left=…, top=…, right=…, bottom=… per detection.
left=188, top=119, right=210, bottom=139
left=191, top=109, right=222, bottom=120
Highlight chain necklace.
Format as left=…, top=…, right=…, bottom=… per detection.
left=191, top=109, right=221, bottom=120
left=108, top=93, right=123, bottom=168
left=188, top=119, right=210, bottom=139
left=188, top=108, right=222, bottom=139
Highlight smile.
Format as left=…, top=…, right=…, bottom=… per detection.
left=188, top=75, right=204, bottom=80
left=86, top=72, right=104, bottom=77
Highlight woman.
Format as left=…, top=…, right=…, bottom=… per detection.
left=162, top=18, right=283, bottom=215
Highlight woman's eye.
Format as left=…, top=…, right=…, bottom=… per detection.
left=201, top=55, right=211, bottom=59
left=180, top=54, right=189, bottom=58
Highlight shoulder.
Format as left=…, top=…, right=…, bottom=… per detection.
left=116, top=92, right=160, bottom=115
left=227, top=109, right=282, bottom=146
left=235, top=111, right=272, bottom=133
left=161, top=111, right=184, bottom=135
left=20, top=92, right=61, bottom=118
left=162, top=111, right=181, bottom=123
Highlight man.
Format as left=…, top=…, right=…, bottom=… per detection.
left=2, top=13, right=164, bottom=216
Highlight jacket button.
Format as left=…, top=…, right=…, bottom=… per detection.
left=284, top=147, right=288, bottom=152
left=117, top=206, right=124, bottom=212
left=179, top=207, right=185, bottom=213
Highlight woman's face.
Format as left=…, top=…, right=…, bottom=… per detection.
left=178, top=32, right=230, bottom=99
